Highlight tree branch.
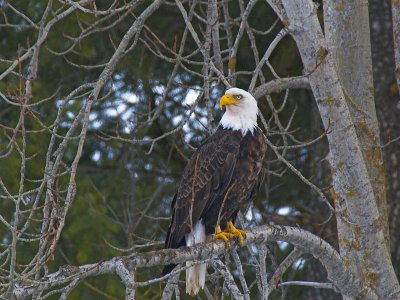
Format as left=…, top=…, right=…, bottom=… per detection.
left=12, top=225, right=375, bottom=299
left=253, top=77, right=310, bottom=99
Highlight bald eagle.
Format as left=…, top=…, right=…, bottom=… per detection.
left=163, top=88, right=266, bottom=295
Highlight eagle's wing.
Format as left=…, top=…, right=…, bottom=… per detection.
left=165, top=129, right=242, bottom=251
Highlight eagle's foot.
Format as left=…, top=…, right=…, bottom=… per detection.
left=213, top=222, right=246, bottom=247
left=227, top=221, right=246, bottom=247
left=213, top=225, right=234, bottom=247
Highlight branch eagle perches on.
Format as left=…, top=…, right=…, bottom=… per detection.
left=12, top=225, right=376, bottom=299
left=2, top=0, right=400, bottom=299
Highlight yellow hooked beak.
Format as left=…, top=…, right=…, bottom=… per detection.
left=219, top=94, right=239, bottom=110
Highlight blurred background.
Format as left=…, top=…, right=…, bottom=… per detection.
left=0, top=0, right=398, bottom=299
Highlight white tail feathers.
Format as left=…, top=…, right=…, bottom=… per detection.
left=185, top=220, right=207, bottom=296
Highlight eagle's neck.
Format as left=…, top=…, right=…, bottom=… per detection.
left=220, top=106, right=258, bottom=135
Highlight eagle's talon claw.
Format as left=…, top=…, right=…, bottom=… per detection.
left=213, top=222, right=246, bottom=247
left=213, top=231, right=234, bottom=247
left=227, top=221, right=246, bottom=246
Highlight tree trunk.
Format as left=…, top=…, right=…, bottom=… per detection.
left=369, top=0, right=400, bottom=277
left=323, top=2, right=389, bottom=296
left=274, top=0, right=400, bottom=297
left=324, top=0, right=388, bottom=246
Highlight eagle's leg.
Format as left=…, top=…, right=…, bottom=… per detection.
left=226, top=221, right=246, bottom=246
left=213, top=225, right=234, bottom=247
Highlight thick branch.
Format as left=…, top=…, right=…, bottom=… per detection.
left=253, top=77, right=310, bottom=99
left=13, top=225, right=374, bottom=299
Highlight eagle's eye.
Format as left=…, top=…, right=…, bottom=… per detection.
left=235, top=94, right=243, bottom=100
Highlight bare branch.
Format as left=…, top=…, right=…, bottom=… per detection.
left=11, top=225, right=376, bottom=299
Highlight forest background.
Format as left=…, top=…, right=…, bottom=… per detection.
left=0, top=0, right=399, bottom=299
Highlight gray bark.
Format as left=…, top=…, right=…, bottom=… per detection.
left=12, top=225, right=377, bottom=299
left=369, top=0, right=400, bottom=277
left=323, top=1, right=389, bottom=295
left=324, top=0, right=388, bottom=247
left=274, top=0, right=400, bottom=297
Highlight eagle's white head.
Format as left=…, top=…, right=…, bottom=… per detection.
left=219, top=87, right=259, bottom=135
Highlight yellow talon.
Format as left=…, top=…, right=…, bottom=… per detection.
left=213, top=222, right=246, bottom=247
left=213, top=225, right=234, bottom=247
left=227, top=221, right=246, bottom=246
left=213, top=231, right=234, bottom=247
